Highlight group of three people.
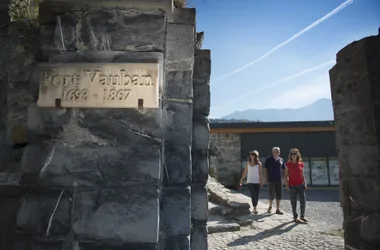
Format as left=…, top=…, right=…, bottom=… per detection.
left=239, top=147, right=307, bottom=223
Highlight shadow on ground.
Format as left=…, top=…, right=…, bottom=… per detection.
left=239, top=187, right=340, bottom=202
left=227, top=221, right=299, bottom=247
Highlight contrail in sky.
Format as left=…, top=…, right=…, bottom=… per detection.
left=212, top=0, right=354, bottom=84
left=212, top=60, right=335, bottom=111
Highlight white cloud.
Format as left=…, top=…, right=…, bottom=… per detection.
left=263, top=74, right=332, bottom=109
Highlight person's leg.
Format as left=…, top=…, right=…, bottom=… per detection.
left=268, top=182, right=275, bottom=213
left=252, top=184, right=260, bottom=213
left=275, top=182, right=284, bottom=214
left=299, top=185, right=307, bottom=222
left=289, top=186, right=298, bottom=221
left=247, top=183, right=256, bottom=212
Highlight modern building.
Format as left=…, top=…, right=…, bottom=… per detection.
left=209, top=121, right=338, bottom=188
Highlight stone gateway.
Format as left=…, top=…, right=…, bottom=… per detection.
left=0, top=0, right=211, bottom=250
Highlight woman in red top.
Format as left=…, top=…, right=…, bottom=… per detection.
left=285, top=148, right=308, bottom=223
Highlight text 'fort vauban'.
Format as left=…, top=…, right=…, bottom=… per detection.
left=37, top=63, right=160, bottom=108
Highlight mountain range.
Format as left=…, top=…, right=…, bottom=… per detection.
left=216, top=98, right=334, bottom=122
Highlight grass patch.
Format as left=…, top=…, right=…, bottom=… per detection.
left=174, top=0, right=187, bottom=7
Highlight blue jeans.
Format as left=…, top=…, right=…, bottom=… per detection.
left=289, top=184, right=306, bottom=218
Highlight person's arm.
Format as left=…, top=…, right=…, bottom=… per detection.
left=264, top=158, right=269, bottom=182
left=285, top=167, right=289, bottom=189
left=259, top=162, right=263, bottom=187
left=301, top=163, right=308, bottom=189
left=281, top=159, right=287, bottom=183
left=240, top=164, right=249, bottom=184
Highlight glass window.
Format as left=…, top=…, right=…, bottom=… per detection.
left=302, top=157, right=311, bottom=185
left=311, top=157, right=329, bottom=185
left=329, top=157, right=339, bottom=185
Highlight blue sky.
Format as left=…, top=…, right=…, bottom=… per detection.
left=191, top=0, right=380, bottom=118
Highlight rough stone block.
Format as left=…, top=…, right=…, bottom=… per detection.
left=8, top=53, right=35, bottom=87
left=334, top=108, right=377, bottom=146
left=0, top=194, right=21, bottom=250
left=39, top=24, right=56, bottom=60
left=165, top=23, right=194, bottom=71
left=53, top=12, right=79, bottom=51
left=50, top=50, right=164, bottom=64
left=16, top=189, right=71, bottom=237
left=39, top=0, right=174, bottom=24
left=21, top=143, right=53, bottom=175
left=163, top=144, right=191, bottom=187
left=161, top=187, right=191, bottom=236
left=74, top=108, right=162, bottom=146
left=191, top=185, right=208, bottom=222
left=193, top=83, right=210, bottom=117
left=160, top=235, right=190, bottom=250
left=73, top=186, right=159, bottom=243
left=361, top=213, right=380, bottom=243
left=0, top=161, right=21, bottom=185
left=338, top=144, right=380, bottom=177
left=0, top=5, right=10, bottom=26
left=193, top=50, right=211, bottom=84
left=164, top=70, right=193, bottom=100
left=27, top=103, right=45, bottom=131
left=27, top=105, right=71, bottom=143
left=77, top=241, right=157, bottom=250
left=191, top=150, right=209, bottom=184
left=13, top=237, right=68, bottom=250
left=192, top=117, right=210, bottom=151
left=342, top=177, right=380, bottom=210
left=78, top=10, right=165, bottom=52
left=172, top=8, right=195, bottom=25
left=26, top=144, right=161, bottom=188
left=190, top=224, right=207, bottom=250
left=163, top=101, right=192, bottom=147
left=0, top=143, right=25, bottom=162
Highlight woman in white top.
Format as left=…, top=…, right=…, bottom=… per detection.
left=239, top=150, right=264, bottom=214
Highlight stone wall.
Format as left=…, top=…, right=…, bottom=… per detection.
left=0, top=0, right=9, bottom=25
left=210, top=133, right=241, bottom=188
left=329, top=33, right=380, bottom=249
left=0, top=20, right=38, bottom=250
left=0, top=1, right=210, bottom=249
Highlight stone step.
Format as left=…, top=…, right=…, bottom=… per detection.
left=208, top=202, right=222, bottom=215
left=207, top=221, right=241, bottom=234
left=207, top=176, right=250, bottom=215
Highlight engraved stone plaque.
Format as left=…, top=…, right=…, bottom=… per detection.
left=37, top=63, right=160, bottom=108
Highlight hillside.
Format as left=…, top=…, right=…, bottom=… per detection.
left=218, top=98, right=334, bottom=122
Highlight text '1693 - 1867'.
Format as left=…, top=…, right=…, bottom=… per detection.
left=37, top=63, right=160, bottom=108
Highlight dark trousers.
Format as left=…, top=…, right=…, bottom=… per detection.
left=247, top=183, right=260, bottom=207
left=289, top=184, right=306, bottom=218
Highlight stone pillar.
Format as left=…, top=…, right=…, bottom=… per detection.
left=159, top=7, right=195, bottom=250
left=329, top=34, right=380, bottom=250
left=11, top=0, right=194, bottom=249
left=190, top=44, right=211, bottom=249
left=0, top=20, right=37, bottom=250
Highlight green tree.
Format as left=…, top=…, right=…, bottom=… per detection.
left=9, top=0, right=39, bottom=22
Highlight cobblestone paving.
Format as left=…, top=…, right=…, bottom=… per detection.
left=209, top=189, right=344, bottom=250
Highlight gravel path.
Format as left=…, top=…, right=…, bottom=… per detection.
left=250, top=187, right=343, bottom=231
left=209, top=188, right=344, bottom=250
